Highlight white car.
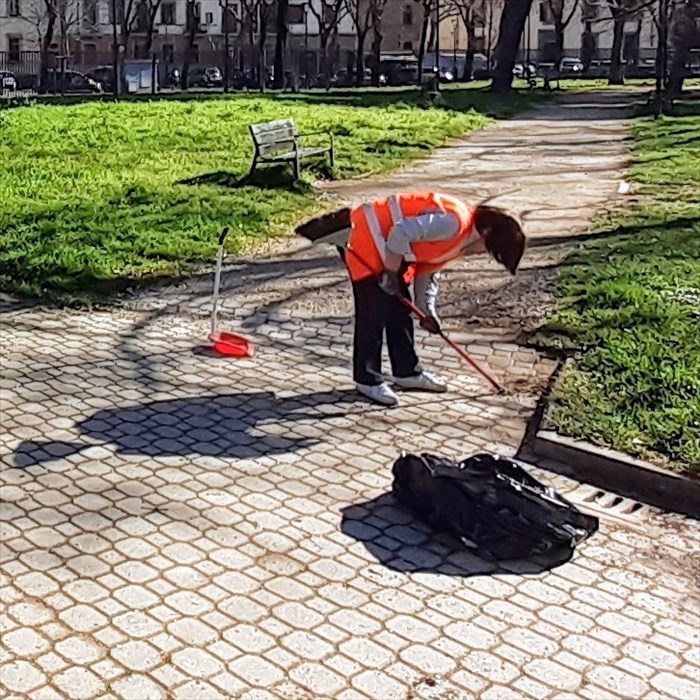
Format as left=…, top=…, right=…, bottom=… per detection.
left=559, top=57, right=584, bottom=75
left=1, top=71, right=17, bottom=91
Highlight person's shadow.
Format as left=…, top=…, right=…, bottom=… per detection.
left=14, top=389, right=362, bottom=469
left=341, top=492, right=580, bottom=577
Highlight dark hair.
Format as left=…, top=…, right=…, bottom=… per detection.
left=473, top=205, right=526, bottom=275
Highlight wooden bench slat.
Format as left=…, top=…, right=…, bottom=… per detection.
left=257, top=139, right=296, bottom=156
left=253, top=126, right=296, bottom=142
left=250, top=119, right=295, bottom=135
left=249, top=118, right=334, bottom=180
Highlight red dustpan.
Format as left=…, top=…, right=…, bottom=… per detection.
left=208, top=228, right=255, bottom=358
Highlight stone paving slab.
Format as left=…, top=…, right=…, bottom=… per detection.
left=1, top=90, right=699, bottom=700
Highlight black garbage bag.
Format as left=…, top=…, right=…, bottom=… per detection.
left=392, top=452, right=599, bottom=560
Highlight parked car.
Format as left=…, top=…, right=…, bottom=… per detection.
left=188, top=66, right=223, bottom=88
left=432, top=65, right=455, bottom=82
left=43, top=70, right=103, bottom=94
left=378, top=60, right=420, bottom=86
left=329, top=68, right=377, bottom=87
left=1, top=70, right=17, bottom=91
left=513, top=62, right=538, bottom=79
left=472, top=53, right=491, bottom=80
left=558, top=57, right=585, bottom=75
left=86, top=66, right=115, bottom=92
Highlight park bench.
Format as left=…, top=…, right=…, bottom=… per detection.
left=249, top=119, right=334, bottom=180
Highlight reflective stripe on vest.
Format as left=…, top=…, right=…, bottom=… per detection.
left=387, top=195, right=403, bottom=225
left=388, top=194, right=419, bottom=262
left=361, top=203, right=386, bottom=263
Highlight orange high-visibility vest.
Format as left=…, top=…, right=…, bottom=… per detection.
left=345, top=192, right=476, bottom=282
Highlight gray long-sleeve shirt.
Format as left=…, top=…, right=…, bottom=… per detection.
left=384, top=211, right=464, bottom=320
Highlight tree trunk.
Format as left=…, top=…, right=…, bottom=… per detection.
left=486, top=0, right=494, bottom=71
left=319, top=32, right=330, bottom=88
left=355, top=28, right=368, bottom=86
left=554, top=19, right=564, bottom=65
left=666, top=0, right=693, bottom=97
left=491, top=0, right=534, bottom=93
left=464, top=13, right=476, bottom=81
left=273, top=0, right=288, bottom=89
left=608, top=12, right=625, bottom=85
left=371, top=17, right=383, bottom=87
left=258, top=32, right=267, bottom=91
left=581, top=20, right=594, bottom=71
left=39, top=11, right=57, bottom=94
left=416, top=13, right=430, bottom=85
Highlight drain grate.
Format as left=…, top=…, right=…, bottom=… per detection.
left=567, top=484, right=653, bottom=524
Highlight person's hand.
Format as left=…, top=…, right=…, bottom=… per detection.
left=379, top=270, right=401, bottom=296
left=419, top=315, right=441, bottom=335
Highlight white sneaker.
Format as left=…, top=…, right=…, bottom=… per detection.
left=356, top=382, right=400, bottom=406
left=392, top=372, right=448, bottom=393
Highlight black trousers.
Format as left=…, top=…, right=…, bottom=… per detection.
left=339, top=249, right=422, bottom=385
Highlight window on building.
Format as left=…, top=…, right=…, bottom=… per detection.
left=8, top=37, right=21, bottom=61
left=205, top=11, right=213, bottom=24
left=403, top=7, right=413, bottom=26
left=581, top=1, right=599, bottom=21
left=322, top=3, right=337, bottom=25
left=83, top=0, right=98, bottom=25
left=9, top=0, right=21, bottom=17
left=623, top=32, right=639, bottom=64
left=83, top=43, right=97, bottom=65
left=162, top=43, right=174, bottom=62
left=403, top=41, right=413, bottom=51
left=110, top=0, right=125, bottom=24
left=222, top=5, right=239, bottom=32
left=539, top=1, right=555, bottom=25
left=288, top=4, right=305, bottom=24
left=161, top=2, right=176, bottom=25
left=186, top=43, right=199, bottom=63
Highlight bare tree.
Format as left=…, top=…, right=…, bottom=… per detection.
left=219, top=0, right=244, bottom=91
left=491, top=0, right=534, bottom=92
left=446, top=0, right=484, bottom=79
left=482, top=0, right=502, bottom=70
left=273, top=0, right=289, bottom=88
left=345, top=0, right=373, bottom=86
left=308, top=0, right=348, bottom=86
left=541, top=0, right=580, bottom=64
left=369, top=0, right=389, bottom=86
left=665, top=0, right=699, bottom=96
left=142, top=0, right=164, bottom=56
left=583, top=1, right=656, bottom=84
left=414, top=0, right=436, bottom=84
left=54, top=0, right=82, bottom=60
left=20, top=0, right=57, bottom=92
left=19, top=0, right=89, bottom=91
left=239, top=0, right=275, bottom=90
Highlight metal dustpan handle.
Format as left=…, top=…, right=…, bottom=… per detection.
left=211, top=227, right=229, bottom=337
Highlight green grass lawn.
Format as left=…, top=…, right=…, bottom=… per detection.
left=0, top=88, right=530, bottom=300
left=531, top=102, right=700, bottom=472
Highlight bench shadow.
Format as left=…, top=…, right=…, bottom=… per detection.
left=341, top=493, right=577, bottom=578
left=178, top=166, right=313, bottom=193
left=13, top=389, right=364, bottom=469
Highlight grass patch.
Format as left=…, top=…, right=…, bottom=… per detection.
left=0, top=88, right=532, bottom=300
left=531, top=103, right=700, bottom=472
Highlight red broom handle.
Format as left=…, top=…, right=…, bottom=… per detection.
left=344, top=246, right=505, bottom=394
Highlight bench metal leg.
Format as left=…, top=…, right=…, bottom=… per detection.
left=249, top=155, right=258, bottom=177
left=294, top=154, right=300, bottom=180
left=329, top=134, right=335, bottom=170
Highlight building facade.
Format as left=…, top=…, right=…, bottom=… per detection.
left=0, top=0, right=426, bottom=77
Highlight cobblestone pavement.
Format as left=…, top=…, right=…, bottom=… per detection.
left=1, top=91, right=699, bottom=700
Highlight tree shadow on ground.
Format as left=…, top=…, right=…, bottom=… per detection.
left=341, top=493, right=578, bottom=578
left=13, top=389, right=365, bottom=469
